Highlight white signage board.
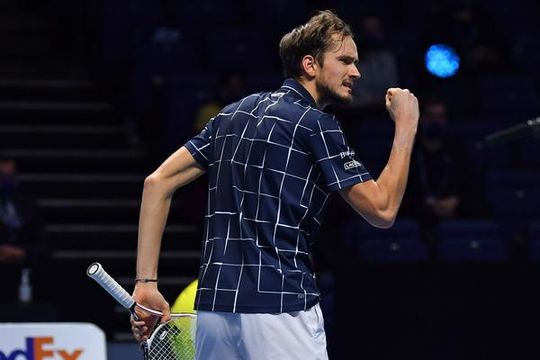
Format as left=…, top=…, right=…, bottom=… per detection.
left=0, top=323, right=106, bottom=360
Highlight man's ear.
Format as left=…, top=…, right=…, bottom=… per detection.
left=301, top=55, right=318, bottom=78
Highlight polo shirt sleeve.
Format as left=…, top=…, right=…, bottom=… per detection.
left=184, top=116, right=217, bottom=169
left=308, top=114, right=372, bottom=192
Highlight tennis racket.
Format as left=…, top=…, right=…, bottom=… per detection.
left=87, top=262, right=196, bottom=360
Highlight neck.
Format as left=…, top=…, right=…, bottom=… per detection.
left=296, top=77, right=325, bottom=109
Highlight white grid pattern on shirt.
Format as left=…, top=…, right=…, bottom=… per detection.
left=188, top=84, right=370, bottom=313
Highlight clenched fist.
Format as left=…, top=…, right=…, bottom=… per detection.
left=385, top=88, right=419, bottom=131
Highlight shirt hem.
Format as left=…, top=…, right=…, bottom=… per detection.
left=195, top=298, right=320, bottom=314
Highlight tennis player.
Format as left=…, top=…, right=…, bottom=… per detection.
left=131, top=10, right=419, bottom=359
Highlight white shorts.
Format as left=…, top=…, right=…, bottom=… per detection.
left=195, top=303, right=328, bottom=360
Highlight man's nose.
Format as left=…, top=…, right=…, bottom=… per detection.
left=351, top=64, right=361, bottom=79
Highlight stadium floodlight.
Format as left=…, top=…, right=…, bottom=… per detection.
left=425, top=43, right=460, bottom=78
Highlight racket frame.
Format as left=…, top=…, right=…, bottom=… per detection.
left=87, top=262, right=196, bottom=359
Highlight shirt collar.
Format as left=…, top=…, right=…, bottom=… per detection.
left=279, top=78, right=318, bottom=108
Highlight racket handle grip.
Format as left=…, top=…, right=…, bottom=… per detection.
left=87, top=262, right=135, bottom=310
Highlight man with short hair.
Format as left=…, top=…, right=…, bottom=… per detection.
left=131, top=10, right=419, bottom=359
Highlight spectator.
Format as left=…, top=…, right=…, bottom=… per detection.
left=348, top=15, right=399, bottom=111
left=193, top=69, right=248, bottom=132
left=0, top=154, right=47, bottom=303
left=403, top=98, right=470, bottom=259
left=331, top=14, right=400, bottom=134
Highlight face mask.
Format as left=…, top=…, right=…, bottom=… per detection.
left=422, top=123, right=446, bottom=139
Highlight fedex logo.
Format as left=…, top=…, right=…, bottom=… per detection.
left=0, top=337, right=83, bottom=360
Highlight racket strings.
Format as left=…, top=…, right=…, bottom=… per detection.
left=148, top=317, right=196, bottom=360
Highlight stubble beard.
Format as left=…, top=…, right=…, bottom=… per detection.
left=316, top=80, right=353, bottom=108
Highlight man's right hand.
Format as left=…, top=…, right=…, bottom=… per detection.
left=130, top=283, right=171, bottom=342
left=385, top=88, right=419, bottom=130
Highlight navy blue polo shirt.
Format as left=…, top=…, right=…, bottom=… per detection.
left=184, top=78, right=372, bottom=313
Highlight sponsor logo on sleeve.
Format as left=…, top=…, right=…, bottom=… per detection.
left=344, top=160, right=363, bottom=170
left=339, top=150, right=356, bottom=159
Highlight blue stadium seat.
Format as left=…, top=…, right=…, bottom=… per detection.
left=485, top=170, right=540, bottom=241
left=355, top=219, right=428, bottom=263
left=436, top=220, right=507, bottom=263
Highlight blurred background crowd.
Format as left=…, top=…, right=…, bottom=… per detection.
left=0, top=0, right=539, bottom=358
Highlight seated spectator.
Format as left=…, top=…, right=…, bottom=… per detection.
left=348, top=15, right=399, bottom=111
left=180, top=70, right=248, bottom=227
left=330, top=14, right=399, bottom=125
left=0, top=154, right=48, bottom=303
left=193, top=69, right=247, bottom=132
left=402, top=98, right=470, bottom=259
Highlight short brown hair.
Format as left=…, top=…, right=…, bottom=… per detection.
left=279, top=10, right=354, bottom=78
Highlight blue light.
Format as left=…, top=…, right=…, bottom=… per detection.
left=425, top=44, right=460, bottom=78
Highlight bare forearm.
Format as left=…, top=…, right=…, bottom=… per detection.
left=339, top=88, right=418, bottom=228
left=136, top=178, right=172, bottom=279
left=135, top=147, right=205, bottom=279
left=373, top=87, right=419, bottom=223
left=376, top=128, right=416, bottom=218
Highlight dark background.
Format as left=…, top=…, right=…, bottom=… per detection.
left=1, top=0, right=539, bottom=359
